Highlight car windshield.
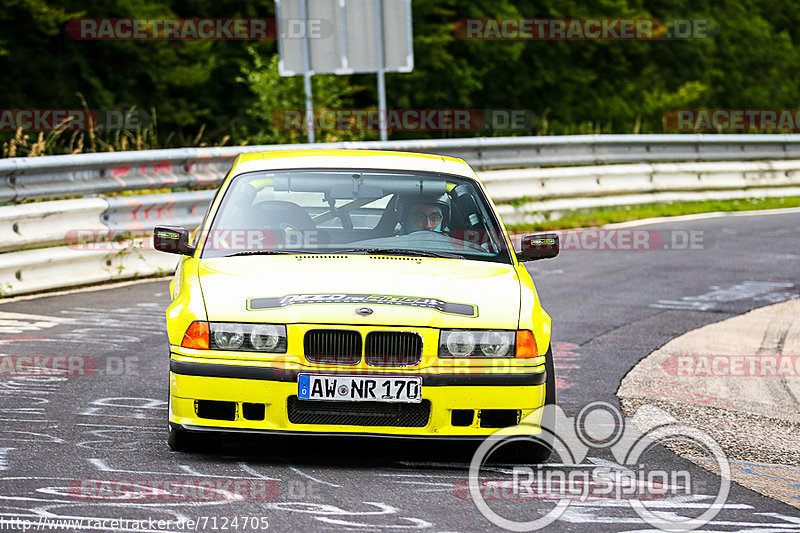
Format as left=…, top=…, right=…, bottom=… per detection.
left=200, top=169, right=513, bottom=264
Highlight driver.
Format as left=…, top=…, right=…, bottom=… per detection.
left=399, top=194, right=451, bottom=234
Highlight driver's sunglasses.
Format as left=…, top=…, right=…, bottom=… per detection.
left=411, top=211, right=443, bottom=224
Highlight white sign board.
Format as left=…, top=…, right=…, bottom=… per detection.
left=276, top=0, right=413, bottom=76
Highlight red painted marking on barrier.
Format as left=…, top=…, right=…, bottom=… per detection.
left=160, top=197, right=176, bottom=221
left=125, top=198, right=145, bottom=230
left=191, top=159, right=221, bottom=183
left=191, top=191, right=204, bottom=215
left=139, top=164, right=157, bottom=187
left=143, top=199, right=156, bottom=223
left=110, top=166, right=130, bottom=188
left=186, top=161, right=198, bottom=180
left=154, top=160, right=178, bottom=185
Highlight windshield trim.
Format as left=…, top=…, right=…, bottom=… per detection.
left=198, top=167, right=514, bottom=265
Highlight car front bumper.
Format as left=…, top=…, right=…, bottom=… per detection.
left=169, top=354, right=549, bottom=438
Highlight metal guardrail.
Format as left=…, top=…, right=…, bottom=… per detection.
left=102, top=190, right=216, bottom=233
left=0, top=198, right=108, bottom=253
left=484, top=159, right=800, bottom=225
left=3, top=134, right=800, bottom=296
left=0, top=244, right=178, bottom=296
left=4, top=134, right=800, bottom=202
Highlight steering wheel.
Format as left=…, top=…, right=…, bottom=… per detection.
left=253, top=200, right=316, bottom=245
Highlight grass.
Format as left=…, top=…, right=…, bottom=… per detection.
left=506, top=196, right=800, bottom=231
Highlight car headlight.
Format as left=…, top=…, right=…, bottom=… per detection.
left=207, top=322, right=287, bottom=352
left=444, top=330, right=476, bottom=356
left=250, top=324, right=283, bottom=351
left=212, top=323, right=245, bottom=350
left=439, top=329, right=515, bottom=358
left=478, top=330, right=513, bottom=356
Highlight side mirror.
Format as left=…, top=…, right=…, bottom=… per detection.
left=517, top=233, right=559, bottom=262
left=154, top=226, right=195, bottom=256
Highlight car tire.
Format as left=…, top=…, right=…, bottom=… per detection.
left=527, top=343, right=557, bottom=463
left=490, top=344, right=556, bottom=464
left=167, top=423, right=193, bottom=452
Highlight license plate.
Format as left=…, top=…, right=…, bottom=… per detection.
left=298, top=374, right=422, bottom=403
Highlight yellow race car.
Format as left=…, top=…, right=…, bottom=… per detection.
left=155, top=150, right=559, bottom=458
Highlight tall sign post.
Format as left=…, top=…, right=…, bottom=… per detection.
left=275, top=0, right=414, bottom=142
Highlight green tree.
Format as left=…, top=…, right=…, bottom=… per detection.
left=238, top=51, right=368, bottom=144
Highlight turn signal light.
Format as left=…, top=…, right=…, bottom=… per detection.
left=182, top=321, right=209, bottom=349
left=515, top=330, right=538, bottom=358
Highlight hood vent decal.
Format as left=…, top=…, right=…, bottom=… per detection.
left=248, top=293, right=478, bottom=317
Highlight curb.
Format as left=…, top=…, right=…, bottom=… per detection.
left=618, top=298, right=800, bottom=508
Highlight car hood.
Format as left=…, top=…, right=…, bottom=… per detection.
left=197, top=255, right=522, bottom=328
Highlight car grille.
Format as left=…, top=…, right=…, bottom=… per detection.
left=287, top=396, right=431, bottom=427
left=365, top=332, right=422, bottom=367
left=304, top=329, right=362, bottom=365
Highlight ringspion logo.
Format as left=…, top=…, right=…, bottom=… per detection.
left=467, top=402, right=730, bottom=530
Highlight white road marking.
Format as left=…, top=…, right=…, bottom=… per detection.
left=287, top=465, right=341, bottom=488
left=237, top=462, right=281, bottom=481
left=315, top=516, right=433, bottom=528
left=86, top=458, right=272, bottom=479
left=0, top=430, right=63, bottom=444
left=652, top=281, right=795, bottom=311
left=75, top=423, right=162, bottom=431
left=0, top=311, right=72, bottom=334
left=393, top=481, right=454, bottom=486
left=0, top=448, right=14, bottom=470
left=605, top=206, right=800, bottom=229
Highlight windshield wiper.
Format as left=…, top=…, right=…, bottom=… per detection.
left=331, top=248, right=463, bottom=259
left=226, top=249, right=318, bottom=257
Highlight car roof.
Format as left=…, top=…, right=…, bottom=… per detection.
left=230, top=149, right=478, bottom=179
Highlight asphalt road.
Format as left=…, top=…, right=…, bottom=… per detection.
left=0, top=210, right=798, bottom=532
